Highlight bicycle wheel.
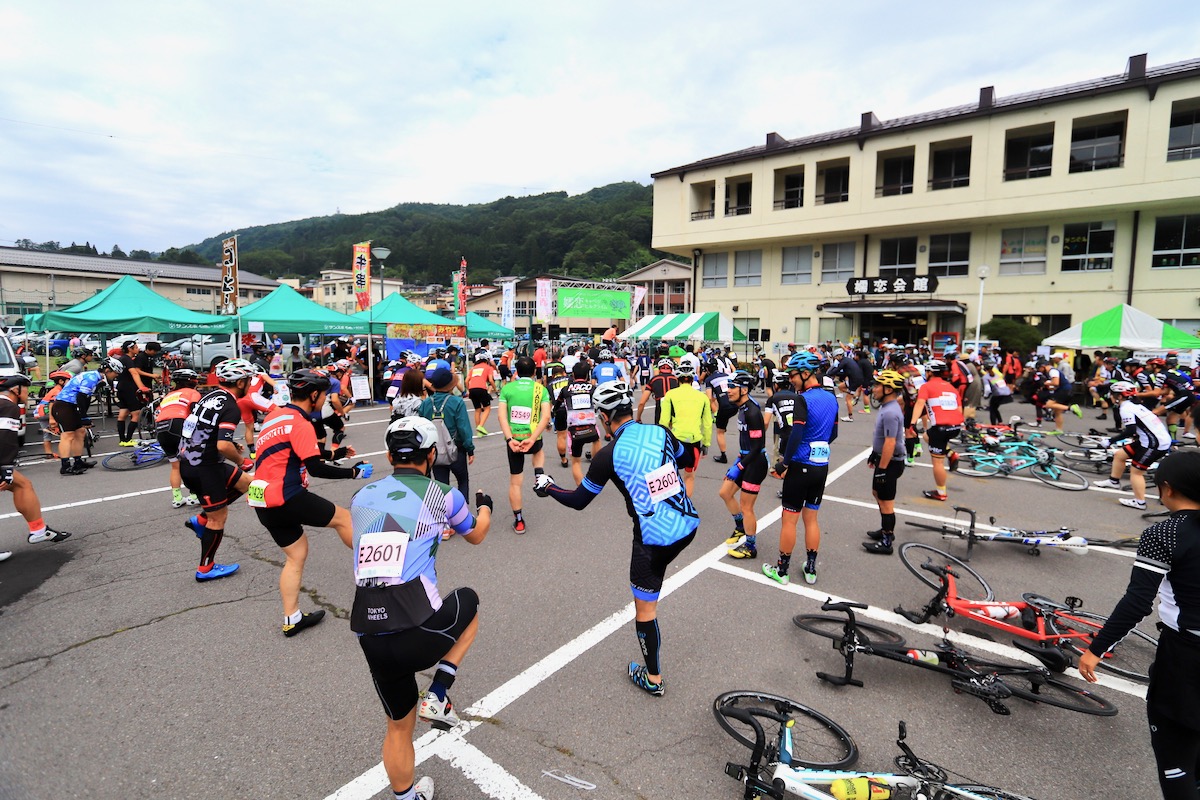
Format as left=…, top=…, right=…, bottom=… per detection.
left=1058, top=448, right=1109, bottom=464
left=101, top=446, right=166, bottom=471
left=898, top=543, right=994, bottom=601
left=998, top=672, right=1117, bottom=716
left=792, top=614, right=906, bottom=646
left=957, top=454, right=1003, bottom=477
left=712, top=691, right=858, bottom=769
left=1028, top=462, right=1088, bottom=491
left=948, top=785, right=1041, bottom=800
left=1049, top=610, right=1157, bottom=683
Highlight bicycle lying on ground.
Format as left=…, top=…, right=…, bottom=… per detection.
left=716, top=690, right=1042, bottom=799
left=956, top=437, right=1089, bottom=491
left=102, top=440, right=167, bottom=470
left=895, top=543, right=1156, bottom=682
left=793, top=599, right=1117, bottom=716
left=903, top=505, right=1088, bottom=560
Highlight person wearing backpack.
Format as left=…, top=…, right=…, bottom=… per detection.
left=420, top=367, right=474, bottom=514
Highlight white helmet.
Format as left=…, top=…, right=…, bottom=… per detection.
left=215, top=358, right=255, bottom=383
left=593, top=380, right=633, bottom=413
left=385, top=416, right=438, bottom=460
left=597, top=348, right=614, bottom=362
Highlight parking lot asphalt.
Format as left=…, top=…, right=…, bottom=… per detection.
left=0, top=395, right=1166, bottom=799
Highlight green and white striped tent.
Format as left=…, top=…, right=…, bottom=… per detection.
left=618, top=312, right=746, bottom=341
left=1042, top=304, right=1200, bottom=350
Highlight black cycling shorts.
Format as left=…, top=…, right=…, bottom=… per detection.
left=569, top=429, right=598, bottom=457
left=1051, top=386, right=1072, bottom=404
left=630, top=531, right=695, bottom=602
left=116, top=383, right=142, bottom=412
left=926, top=425, right=961, bottom=456
left=254, top=490, right=338, bottom=548
left=1125, top=442, right=1168, bottom=471
left=467, top=388, right=491, bottom=409
left=734, top=453, right=769, bottom=494
left=870, top=459, right=906, bottom=502
left=180, top=462, right=245, bottom=512
left=552, top=407, right=568, bottom=433
left=1164, top=394, right=1193, bottom=413
left=498, top=364, right=511, bottom=380
left=506, top=437, right=544, bottom=475
left=715, top=403, right=737, bottom=429
left=156, top=425, right=182, bottom=462
left=781, top=463, right=829, bottom=512
left=358, top=587, right=479, bottom=720
left=50, top=400, right=84, bottom=433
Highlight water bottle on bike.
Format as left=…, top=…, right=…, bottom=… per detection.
left=979, top=603, right=1021, bottom=620
left=830, top=776, right=891, bottom=799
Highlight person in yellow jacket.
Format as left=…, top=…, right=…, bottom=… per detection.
left=658, top=362, right=712, bottom=497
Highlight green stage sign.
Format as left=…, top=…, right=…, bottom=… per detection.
left=556, top=287, right=631, bottom=319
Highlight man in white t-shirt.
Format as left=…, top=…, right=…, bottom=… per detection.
left=1092, top=381, right=1171, bottom=510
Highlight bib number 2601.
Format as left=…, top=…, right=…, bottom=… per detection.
left=355, top=531, right=410, bottom=582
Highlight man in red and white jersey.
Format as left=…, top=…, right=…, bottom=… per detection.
left=236, top=365, right=277, bottom=458
left=909, top=360, right=963, bottom=502
left=155, top=369, right=202, bottom=508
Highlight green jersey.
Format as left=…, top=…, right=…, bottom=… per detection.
left=499, top=377, right=546, bottom=440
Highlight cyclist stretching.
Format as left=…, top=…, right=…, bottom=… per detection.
left=50, top=357, right=122, bottom=476
left=721, top=371, right=768, bottom=560
left=237, top=365, right=277, bottom=459
left=155, top=369, right=202, bottom=508
left=533, top=381, right=698, bottom=697
left=1093, top=381, right=1172, bottom=510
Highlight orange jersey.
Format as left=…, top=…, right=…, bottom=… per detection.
left=156, top=387, right=202, bottom=422
left=917, top=377, right=965, bottom=427
left=252, top=404, right=321, bottom=506
left=467, top=363, right=495, bottom=391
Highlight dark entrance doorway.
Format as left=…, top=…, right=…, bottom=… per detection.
left=857, top=312, right=928, bottom=347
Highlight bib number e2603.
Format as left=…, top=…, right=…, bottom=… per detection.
left=644, top=462, right=682, bottom=504
left=354, top=530, right=410, bottom=582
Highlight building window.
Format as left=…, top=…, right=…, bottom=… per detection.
left=1151, top=215, right=1200, bottom=269
left=343, top=302, right=355, bottom=313
left=725, top=176, right=752, bottom=216
left=792, top=317, right=811, bottom=344
left=690, top=180, right=716, bottom=220
left=1168, top=100, right=1200, bottom=161
left=774, top=169, right=804, bottom=210
left=702, top=253, right=729, bottom=288
left=1069, top=114, right=1125, bottom=172
left=1061, top=222, right=1115, bottom=271
left=670, top=282, right=686, bottom=294
left=344, top=284, right=354, bottom=294
left=514, top=300, right=529, bottom=316
left=817, top=160, right=850, bottom=204
left=818, top=317, right=854, bottom=344
left=878, top=237, right=918, bottom=279
left=928, top=233, right=971, bottom=277
left=186, top=287, right=213, bottom=295
left=7, top=303, right=42, bottom=316
left=999, top=227, right=1049, bottom=275
left=1004, top=125, right=1054, bottom=180
left=669, top=304, right=686, bottom=314
left=781, top=246, right=814, bottom=285
left=733, top=250, right=763, bottom=286
left=930, top=139, right=971, bottom=190
left=821, top=242, right=856, bottom=283
left=877, top=149, right=915, bottom=196
left=993, top=313, right=1071, bottom=338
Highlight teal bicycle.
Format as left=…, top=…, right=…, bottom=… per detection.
left=957, top=438, right=1088, bottom=491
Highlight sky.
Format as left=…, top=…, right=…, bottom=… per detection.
left=2, top=1, right=1198, bottom=253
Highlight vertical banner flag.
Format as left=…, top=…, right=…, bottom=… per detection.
left=452, top=268, right=462, bottom=317
left=535, top=278, right=553, bottom=323
left=352, top=242, right=372, bottom=312
left=501, top=281, right=515, bottom=330
left=631, top=285, right=648, bottom=320
left=457, top=256, right=469, bottom=316
left=220, top=235, right=239, bottom=315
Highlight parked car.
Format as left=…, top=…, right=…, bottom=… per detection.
left=164, top=335, right=238, bottom=369
left=32, top=332, right=75, bottom=357
left=0, top=335, right=28, bottom=444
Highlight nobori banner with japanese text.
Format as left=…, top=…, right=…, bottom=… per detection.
left=535, top=278, right=554, bottom=322
left=501, top=281, right=515, bottom=330
left=631, top=286, right=647, bottom=320
left=220, top=236, right=239, bottom=315
left=352, top=243, right=372, bottom=311
left=557, top=287, right=631, bottom=319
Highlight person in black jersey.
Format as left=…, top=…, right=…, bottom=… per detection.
left=636, top=359, right=679, bottom=425
left=1079, top=450, right=1200, bottom=800
left=720, top=371, right=768, bottom=560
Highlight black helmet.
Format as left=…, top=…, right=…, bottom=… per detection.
left=0, top=374, right=31, bottom=392
left=729, top=370, right=757, bottom=390
left=288, top=368, right=332, bottom=395
left=171, top=369, right=199, bottom=385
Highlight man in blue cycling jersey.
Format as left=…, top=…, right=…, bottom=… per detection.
left=50, top=357, right=122, bottom=475
left=533, top=380, right=698, bottom=697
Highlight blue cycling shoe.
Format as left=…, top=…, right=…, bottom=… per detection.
left=185, top=515, right=204, bottom=539
left=195, top=563, right=239, bottom=582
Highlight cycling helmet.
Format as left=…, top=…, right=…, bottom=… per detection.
left=1122, top=358, right=1141, bottom=369
left=702, top=359, right=719, bottom=374
left=1166, top=355, right=1179, bottom=368
left=0, top=374, right=32, bottom=392
left=335, top=358, right=353, bottom=370
left=1147, top=357, right=1167, bottom=369
left=593, top=380, right=633, bottom=414
left=787, top=351, right=822, bottom=373
left=655, top=358, right=674, bottom=371
left=1034, top=358, right=1049, bottom=369
left=48, top=370, right=72, bottom=382
left=729, top=370, right=758, bottom=391
left=925, top=359, right=948, bottom=375
left=771, top=369, right=790, bottom=388
left=171, top=369, right=199, bottom=385
left=103, top=356, right=125, bottom=375
left=474, top=351, right=490, bottom=363
left=289, top=368, right=332, bottom=395
left=675, top=362, right=696, bottom=380
left=832, top=348, right=845, bottom=358
left=385, top=416, right=438, bottom=461
left=74, top=347, right=94, bottom=358
left=214, top=357, right=254, bottom=383
left=597, top=348, right=614, bottom=362
left=874, top=369, right=906, bottom=390
left=1110, top=380, right=1137, bottom=396
left=890, top=353, right=911, bottom=367
left=981, top=358, right=996, bottom=369
left=251, top=363, right=266, bottom=375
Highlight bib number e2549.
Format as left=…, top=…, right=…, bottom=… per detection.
left=510, top=405, right=533, bottom=425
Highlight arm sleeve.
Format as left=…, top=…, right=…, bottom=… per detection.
left=302, top=455, right=356, bottom=479
left=781, top=396, right=808, bottom=463
left=700, top=395, right=713, bottom=448
left=77, top=394, right=92, bottom=419
left=1089, top=525, right=1171, bottom=654
left=445, top=488, right=476, bottom=534
left=739, top=406, right=767, bottom=465
left=546, top=444, right=612, bottom=510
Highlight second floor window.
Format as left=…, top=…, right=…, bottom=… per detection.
left=1005, top=128, right=1054, bottom=180
left=1168, top=102, right=1200, bottom=161
left=928, top=232, right=970, bottom=277
left=1061, top=222, right=1115, bottom=271
left=878, top=237, right=917, bottom=279
left=733, top=250, right=763, bottom=286
left=781, top=246, right=813, bottom=285
left=702, top=253, right=728, bottom=288
left=1070, top=117, right=1125, bottom=172
left=1152, top=215, right=1200, bottom=269
left=821, top=242, right=856, bottom=283
left=999, top=227, right=1048, bottom=275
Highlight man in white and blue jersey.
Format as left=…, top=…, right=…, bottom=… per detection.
left=349, top=417, right=493, bottom=800
left=534, top=380, right=698, bottom=698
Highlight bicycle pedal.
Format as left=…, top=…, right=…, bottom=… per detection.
left=986, top=699, right=1012, bottom=715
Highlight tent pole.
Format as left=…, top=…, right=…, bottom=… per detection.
left=367, top=305, right=375, bottom=404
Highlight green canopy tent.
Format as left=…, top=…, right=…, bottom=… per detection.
left=1041, top=304, right=1200, bottom=350
left=237, top=284, right=367, bottom=335
left=350, top=292, right=454, bottom=335
left=617, top=312, right=747, bottom=342
left=24, top=275, right=235, bottom=335
left=453, top=312, right=515, bottom=340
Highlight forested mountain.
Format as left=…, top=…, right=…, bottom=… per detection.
left=187, top=181, right=667, bottom=285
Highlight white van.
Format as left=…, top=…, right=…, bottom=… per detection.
left=0, top=335, right=28, bottom=444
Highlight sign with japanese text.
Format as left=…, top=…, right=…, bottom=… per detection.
left=385, top=323, right=466, bottom=342
left=501, top=281, right=515, bottom=330
left=845, top=274, right=939, bottom=296
left=535, top=278, right=554, bottom=322
left=220, top=236, right=239, bottom=315
left=352, top=243, right=372, bottom=312
left=631, top=285, right=647, bottom=320
left=556, top=287, right=631, bottom=319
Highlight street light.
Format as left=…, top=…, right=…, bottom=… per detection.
left=973, top=264, right=990, bottom=348
left=371, top=246, right=391, bottom=305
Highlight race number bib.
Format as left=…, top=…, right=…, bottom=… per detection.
left=939, top=392, right=959, bottom=410
left=354, top=530, right=410, bottom=582
left=570, top=393, right=592, bottom=410
left=644, top=462, right=682, bottom=504
left=246, top=479, right=270, bottom=508
left=808, top=441, right=830, bottom=465
left=181, top=413, right=198, bottom=439
left=510, top=405, right=533, bottom=425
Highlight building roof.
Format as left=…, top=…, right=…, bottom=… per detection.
left=818, top=299, right=966, bottom=315
left=617, top=259, right=694, bottom=282
left=653, top=55, right=1200, bottom=178
left=0, top=246, right=279, bottom=286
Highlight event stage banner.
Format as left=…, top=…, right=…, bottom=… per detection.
left=557, top=287, right=631, bottom=319
left=385, top=323, right=466, bottom=343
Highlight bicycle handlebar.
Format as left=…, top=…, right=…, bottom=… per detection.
left=821, top=598, right=868, bottom=613
left=919, top=561, right=955, bottom=579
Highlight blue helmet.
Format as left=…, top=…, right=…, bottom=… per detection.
left=787, top=352, right=822, bottom=373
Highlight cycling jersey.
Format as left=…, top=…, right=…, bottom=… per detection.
left=645, top=373, right=679, bottom=424
left=1164, top=368, right=1195, bottom=399
left=180, top=389, right=241, bottom=467
left=764, top=389, right=797, bottom=439
left=547, top=419, right=698, bottom=547
left=498, top=377, right=546, bottom=439
left=349, top=471, right=475, bottom=631
left=467, top=363, right=495, bottom=391
left=705, top=372, right=731, bottom=404
left=544, top=364, right=569, bottom=399
left=736, top=398, right=767, bottom=462
left=56, top=371, right=106, bottom=405
left=592, top=362, right=624, bottom=384
left=156, top=387, right=201, bottom=424
left=658, top=383, right=712, bottom=447
left=252, top=404, right=323, bottom=507
left=560, top=380, right=599, bottom=439
left=1116, top=398, right=1171, bottom=450
left=917, top=377, right=965, bottom=427
left=0, top=396, right=21, bottom=467
left=35, top=384, right=62, bottom=419
left=782, top=386, right=839, bottom=467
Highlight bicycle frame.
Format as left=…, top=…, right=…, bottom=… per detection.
left=906, top=506, right=1087, bottom=560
